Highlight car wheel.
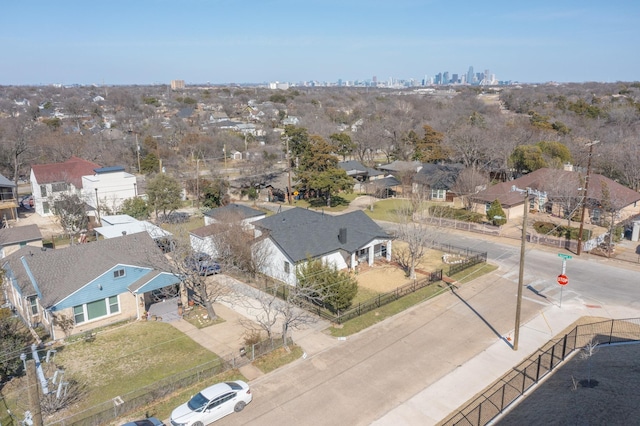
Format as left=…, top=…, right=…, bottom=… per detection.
left=192, top=422, right=204, bottom=426
left=234, top=401, right=246, bottom=412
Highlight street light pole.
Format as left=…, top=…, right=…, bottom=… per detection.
left=577, top=140, right=600, bottom=255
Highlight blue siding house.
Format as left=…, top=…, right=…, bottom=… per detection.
left=2, top=233, right=181, bottom=340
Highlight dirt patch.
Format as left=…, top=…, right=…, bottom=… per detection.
left=13, top=209, right=64, bottom=239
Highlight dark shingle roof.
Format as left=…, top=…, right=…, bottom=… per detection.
left=413, top=163, right=464, bottom=190
left=254, top=208, right=391, bottom=263
left=0, top=224, right=43, bottom=246
left=203, top=203, right=265, bottom=221
left=2, top=233, right=171, bottom=307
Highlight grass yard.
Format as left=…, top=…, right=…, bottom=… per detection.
left=253, top=344, right=304, bottom=374
left=50, top=322, right=217, bottom=410
left=329, top=281, right=450, bottom=337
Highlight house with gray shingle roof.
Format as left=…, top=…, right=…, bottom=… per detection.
left=253, top=207, right=393, bottom=285
left=1, top=233, right=181, bottom=339
left=0, top=224, right=43, bottom=258
left=191, top=204, right=266, bottom=258
left=413, top=163, right=465, bottom=202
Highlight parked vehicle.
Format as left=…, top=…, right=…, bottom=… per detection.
left=122, top=417, right=165, bottom=426
left=186, top=252, right=221, bottom=276
left=170, top=380, right=252, bottom=426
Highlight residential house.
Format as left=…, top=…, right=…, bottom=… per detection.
left=0, top=174, right=18, bottom=223
left=81, top=166, right=137, bottom=215
left=94, top=214, right=173, bottom=252
left=0, top=224, right=43, bottom=258
left=412, top=163, right=464, bottom=202
left=30, top=157, right=101, bottom=217
left=30, top=158, right=137, bottom=221
left=252, top=208, right=393, bottom=286
left=469, top=168, right=640, bottom=223
left=2, top=233, right=181, bottom=339
left=376, top=160, right=423, bottom=195
left=191, top=204, right=266, bottom=257
left=337, top=161, right=397, bottom=197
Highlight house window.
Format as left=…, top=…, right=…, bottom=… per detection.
left=73, top=305, right=85, bottom=324
left=43, top=202, right=50, bottom=214
left=51, top=182, right=70, bottom=193
left=28, top=296, right=38, bottom=315
left=73, top=296, right=120, bottom=325
left=431, top=189, right=446, bottom=200
left=113, top=269, right=125, bottom=278
left=40, top=185, right=47, bottom=197
left=484, top=202, right=491, bottom=212
left=284, top=261, right=290, bottom=274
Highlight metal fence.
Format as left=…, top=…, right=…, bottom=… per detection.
left=439, top=318, right=640, bottom=426
left=427, top=241, right=488, bottom=277
left=297, top=269, right=443, bottom=324
left=44, top=336, right=292, bottom=426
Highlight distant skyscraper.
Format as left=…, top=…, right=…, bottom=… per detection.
left=467, top=66, right=474, bottom=85
left=170, top=79, right=185, bottom=90
left=451, top=73, right=459, bottom=84
left=443, top=72, right=450, bottom=84
left=372, top=75, right=377, bottom=84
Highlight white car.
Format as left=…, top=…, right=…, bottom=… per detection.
left=170, top=381, right=252, bottom=426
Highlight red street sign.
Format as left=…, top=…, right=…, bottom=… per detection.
left=557, top=274, right=569, bottom=286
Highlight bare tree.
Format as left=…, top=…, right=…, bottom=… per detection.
left=451, top=167, right=489, bottom=210
left=394, top=198, right=436, bottom=279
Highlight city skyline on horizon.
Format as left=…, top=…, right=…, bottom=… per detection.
left=2, top=1, right=638, bottom=86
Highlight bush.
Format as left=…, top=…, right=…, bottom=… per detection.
left=428, top=206, right=485, bottom=223
left=532, top=221, right=591, bottom=240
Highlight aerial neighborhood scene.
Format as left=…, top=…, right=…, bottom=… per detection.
left=1, top=2, right=640, bottom=426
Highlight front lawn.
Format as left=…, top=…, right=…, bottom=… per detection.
left=49, top=322, right=215, bottom=410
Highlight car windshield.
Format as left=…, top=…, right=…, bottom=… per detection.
left=187, top=392, right=210, bottom=412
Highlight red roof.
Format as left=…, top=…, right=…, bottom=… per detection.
left=31, top=156, right=101, bottom=189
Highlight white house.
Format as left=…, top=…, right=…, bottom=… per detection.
left=30, top=156, right=101, bottom=216
left=252, top=208, right=393, bottom=286
left=190, top=204, right=266, bottom=257
left=81, top=166, right=137, bottom=214
left=30, top=158, right=137, bottom=219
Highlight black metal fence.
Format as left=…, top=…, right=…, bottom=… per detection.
left=427, top=241, right=488, bottom=277
left=439, top=318, right=640, bottom=426
left=44, top=336, right=292, bottom=426
left=301, top=269, right=443, bottom=324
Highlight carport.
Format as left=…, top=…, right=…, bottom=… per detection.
left=128, top=270, right=182, bottom=320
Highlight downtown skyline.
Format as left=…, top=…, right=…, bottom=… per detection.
left=1, top=0, right=639, bottom=86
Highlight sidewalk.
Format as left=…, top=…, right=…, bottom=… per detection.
left=371, top=301, right=640, bottom=425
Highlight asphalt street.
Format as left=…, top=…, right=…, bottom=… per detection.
left=215, top=224, right=640, bottom=426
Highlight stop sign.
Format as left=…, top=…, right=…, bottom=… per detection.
left=557, top=274, right=569, bottom=286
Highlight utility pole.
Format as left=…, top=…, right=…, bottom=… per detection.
left=26, top=359, right=44, bottom=426
left=510, top=186, right=546, bottom=351
left=577, top=140, right=600, bottom=255
left=195, top=158, right=200, bottom=209
left=285, top=137, right=292, bottom=205
left=135, top=132, right=141, bottom=174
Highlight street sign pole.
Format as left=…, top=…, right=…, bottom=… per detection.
left=557, top=254, right=571, bottom=308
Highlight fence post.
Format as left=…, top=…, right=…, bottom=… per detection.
left=536, top=354, right=541, bottom=381
left=561, top=334, right=567, bottom=360
left=550, top=345, right=556, bottom=370
left=609, top=320, right=614, bottom=344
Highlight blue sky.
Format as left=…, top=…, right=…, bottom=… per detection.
left=1, top=0, right=638, bottom=85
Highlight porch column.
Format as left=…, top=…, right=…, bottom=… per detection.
left=386, top=240, right=392, bottom=262
left=368, top=245, right=374, bottom=266
left=350, top=252, right=357, bottom=269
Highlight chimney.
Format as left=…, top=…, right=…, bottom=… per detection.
left=338, top=228, right=347, bottom=244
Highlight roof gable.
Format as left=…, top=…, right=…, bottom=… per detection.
left=203, top=203, right=265, bottom=221
left=31, top=156, right=101, bottom=188
left=3, top=233, right=171, bottom=307
left=254, top=208, right=391, bottom=263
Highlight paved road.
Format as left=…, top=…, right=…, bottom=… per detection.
left=216, top=222, right=640, bottom=425
left=220, top=270, right=576, bottom=426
